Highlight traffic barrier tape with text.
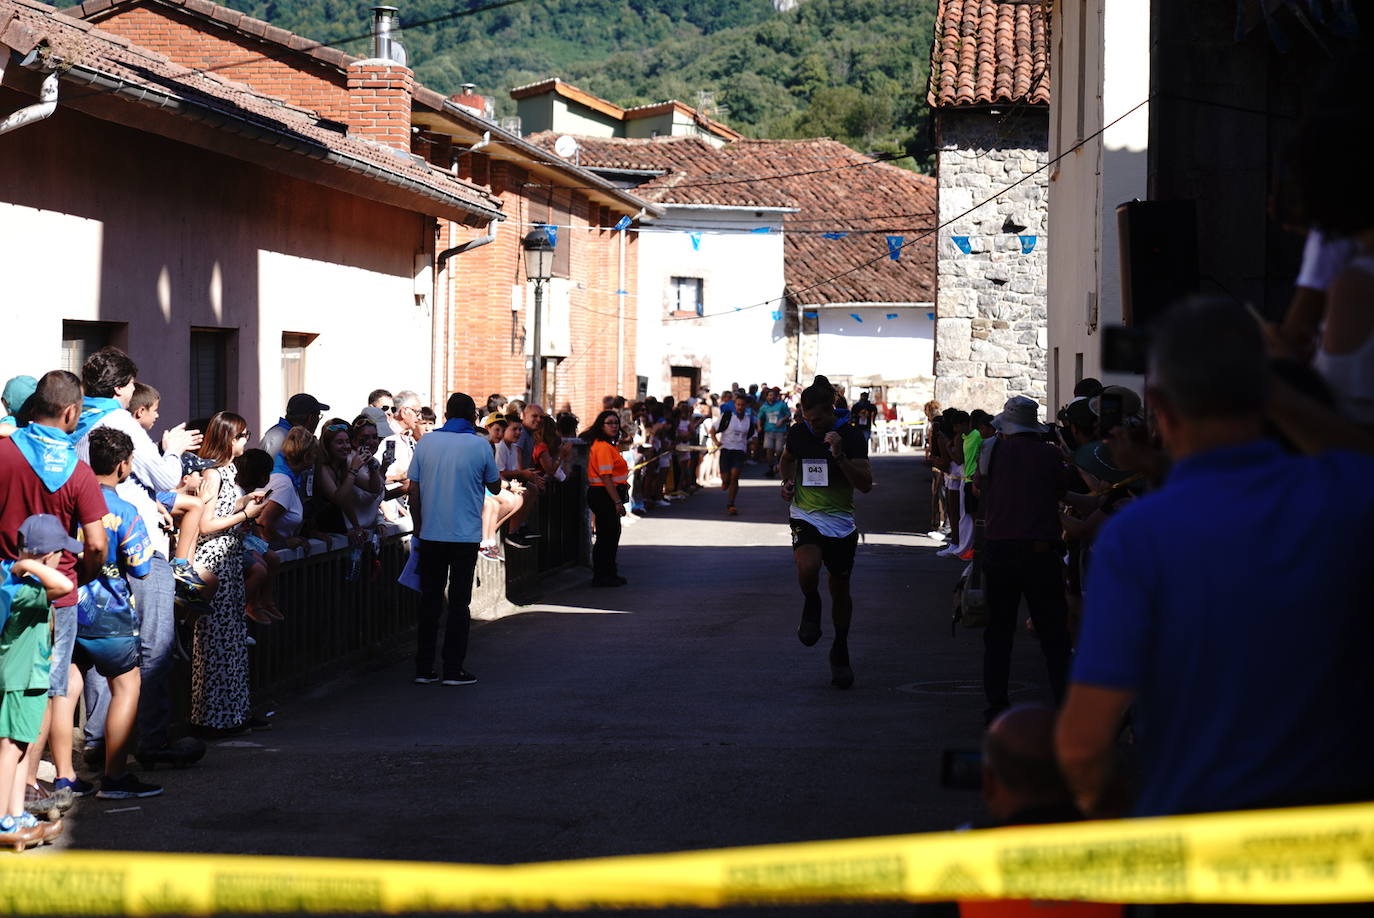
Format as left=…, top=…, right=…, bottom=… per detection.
left=4, top=801, right=1374, bottom=914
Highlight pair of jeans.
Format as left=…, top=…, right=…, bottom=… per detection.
left=586, top=486, right=621, bottom=580
left=415, top=540, right=479, bottom=677
left=84, top=553, right=175, bottom=752
left=981, top=539, right=1072, bottom=716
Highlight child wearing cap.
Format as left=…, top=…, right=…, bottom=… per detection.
left=0, top=515, right=77, bottom=849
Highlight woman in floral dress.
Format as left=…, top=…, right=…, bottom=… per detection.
left=190, top=412, right=268, bottom=734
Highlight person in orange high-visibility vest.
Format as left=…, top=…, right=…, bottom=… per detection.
left=582, top=411, right=630, bottom=588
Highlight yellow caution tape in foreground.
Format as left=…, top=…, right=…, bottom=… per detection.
left=4, top=801, right=1374, bottom=914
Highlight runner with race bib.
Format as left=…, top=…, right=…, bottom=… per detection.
left=779, top=375, right=873, bottom=689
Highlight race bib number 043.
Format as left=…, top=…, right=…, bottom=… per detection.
left=802, top=461, right=829, bottom=488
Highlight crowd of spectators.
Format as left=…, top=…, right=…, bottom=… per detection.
left=0, top=351, right=513, bottom=848
left=922, top=81, right=1374, bottom=894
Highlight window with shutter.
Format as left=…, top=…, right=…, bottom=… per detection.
left=189, top=329, right=231, bottom=421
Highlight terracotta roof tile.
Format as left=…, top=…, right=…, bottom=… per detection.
left=1, top=0, right=501, bottom=221
left=529, top=134, right=935, bottom=305
left=928, top=0, right=1050, bottom=108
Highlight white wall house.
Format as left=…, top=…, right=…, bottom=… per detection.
left=1045, top=0, right=1150, bottom=408
left=635, top=206, right=791, bottom=398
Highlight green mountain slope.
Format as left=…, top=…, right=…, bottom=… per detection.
left=225, top=0, right=937, bottom=168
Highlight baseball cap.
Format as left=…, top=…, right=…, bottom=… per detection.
left=286, top=393, right=329, bottom=415
left=2, top=375, right=37, bottom=414
left=481, top=412, right=508, bottom=427
left=17, top=514, right=84, bottom=555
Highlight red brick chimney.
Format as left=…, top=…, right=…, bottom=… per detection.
left=347, top=60, right=414, bottom=151
left=450, top=83, right=494, bottom=120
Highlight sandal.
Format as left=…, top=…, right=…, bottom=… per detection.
left=259, top=602, right=285, bottom=622
left=727, top=505, right=738, bottom=516
left=245, top=606, right=274, bottom=624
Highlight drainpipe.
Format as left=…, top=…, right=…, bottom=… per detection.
left=436, top=223, right=496, bottom=267
left=0, top=60, right=58, bottom=138
left=617, top=227, right=626, bottom=390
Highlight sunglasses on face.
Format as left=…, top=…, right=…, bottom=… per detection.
left=380, top=405, right=395, bottom=413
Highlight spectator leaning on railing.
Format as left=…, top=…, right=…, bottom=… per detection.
left=1058, top=298, right=1374, bottom=822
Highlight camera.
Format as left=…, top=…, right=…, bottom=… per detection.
left=940, top=748, right=983, bottom=791
left=1100, top=324, right=1149, bottom=376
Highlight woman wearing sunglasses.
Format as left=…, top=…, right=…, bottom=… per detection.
left=581, top=410, right=629, bottom=587
left=189, top=411, right=269, bottom=737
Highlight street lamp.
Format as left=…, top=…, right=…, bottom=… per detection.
left=522, top=226, right=555, bottom=407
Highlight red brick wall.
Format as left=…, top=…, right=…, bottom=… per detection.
left=443, top=160, right=638, bottom=424
left=87, top=5, right=352, bottom=123
left=346, top=61, right=412, bottom=151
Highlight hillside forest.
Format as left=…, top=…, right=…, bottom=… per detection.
left=224, top=0, right=938, bottom=170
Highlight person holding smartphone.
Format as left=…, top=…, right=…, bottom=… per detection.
left=189, top=411, right=270, bottom=737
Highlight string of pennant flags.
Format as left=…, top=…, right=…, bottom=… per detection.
left=521, top=220, right=1040, bottom=262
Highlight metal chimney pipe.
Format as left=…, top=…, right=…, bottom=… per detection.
left=371, top=6, right=399, bottom=60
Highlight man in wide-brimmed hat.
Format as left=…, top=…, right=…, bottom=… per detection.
left=978, top=395, right=1077, bottom=725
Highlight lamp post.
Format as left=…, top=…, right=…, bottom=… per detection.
left=522, top=226, right=555, bottom=407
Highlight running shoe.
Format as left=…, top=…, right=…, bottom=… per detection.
left=829, top=646, right=855, bottom=689
left=797, top=617, right=822, bottom=647
left=54, top=776, right=95, bottom=798
left=654, top=499, right=672, bottom=508
left=441, top=671, right=478, bottom=686
left=480, top=544, right=503, bottom=562
left=727, top=505, right=738, bottom=516
left=414, top=672, right=441, bottom=684
left=96, top=773, right=164, bottom=800
left=170, top=558, right=208, bottom=593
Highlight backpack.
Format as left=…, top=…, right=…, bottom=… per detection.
left=718, top=412, right=755, bottom=437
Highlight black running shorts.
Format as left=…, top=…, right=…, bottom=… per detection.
left=789, top=518, right=859, bottom=578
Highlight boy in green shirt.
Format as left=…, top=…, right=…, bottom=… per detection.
left=0, top=515, right=77, bottom=848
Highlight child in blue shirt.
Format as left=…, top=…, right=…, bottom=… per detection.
left=61, top=427, right=162, bottom=800
left=0, top=515, right=77, bottom=849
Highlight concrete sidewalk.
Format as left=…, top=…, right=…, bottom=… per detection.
left=55, top=454, right=1056, bottom=910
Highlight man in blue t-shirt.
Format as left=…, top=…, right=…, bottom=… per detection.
left=756, top=388, right=790, bottom=478
left=407, top=392, right=500, bottom=687
left=1057, top=300, right=1374, bottom=819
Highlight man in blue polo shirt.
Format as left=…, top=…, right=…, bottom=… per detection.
left=1057, top=298, right=1374, bottom=819
left=407, top=392, right=500, bottom=687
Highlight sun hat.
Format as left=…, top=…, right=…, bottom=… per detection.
left=993, top=396, right=1047, bottom=436
left=1072, top=440, right=1129, bottom=485
left=1088, top=385, right=1143, bottom=419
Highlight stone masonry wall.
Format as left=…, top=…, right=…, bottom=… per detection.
left=934, top=109, right=1049, bottom=414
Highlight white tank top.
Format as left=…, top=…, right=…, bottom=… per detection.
left=1314, top=255, right=1374, bottom=425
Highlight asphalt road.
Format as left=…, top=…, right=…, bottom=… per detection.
left=53, top=454, right=1057, bottom=913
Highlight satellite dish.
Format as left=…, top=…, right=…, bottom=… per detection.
left=553, top=135, right=579, bottom=159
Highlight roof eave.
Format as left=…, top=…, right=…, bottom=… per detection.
left=20, top=55, right=502, bottom=225
left=415, top=97, right=664, bottom=219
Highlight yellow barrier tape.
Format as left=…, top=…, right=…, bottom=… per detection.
left=4, top=802, right=1374, bottom=914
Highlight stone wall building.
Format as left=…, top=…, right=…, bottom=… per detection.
left=928, top=0, right=1050, bottom=413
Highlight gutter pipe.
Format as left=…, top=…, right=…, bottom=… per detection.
left=35, top=58, right=504, bottom=223
left=436, top=220, right=496, bottom=268
left=0, top=54, right=58, bottom=138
